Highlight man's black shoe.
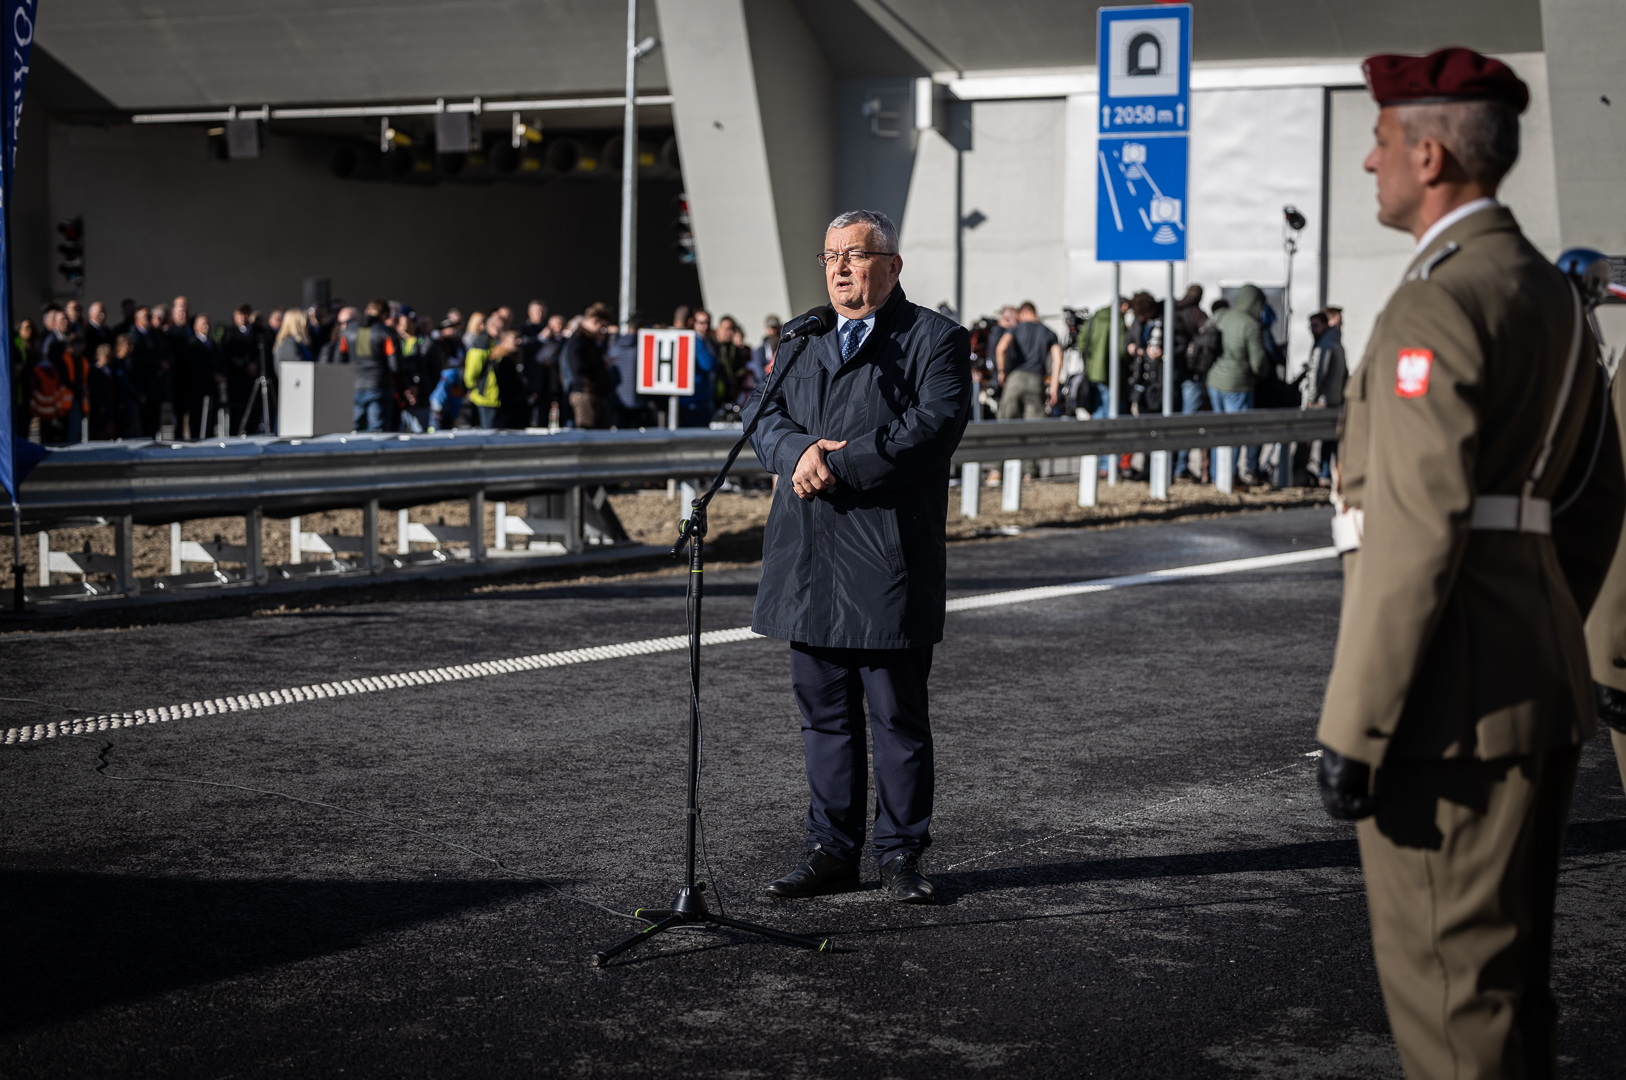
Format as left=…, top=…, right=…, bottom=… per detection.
left=765, top=845, right=859, bottom=898
left=879, top=852, right=936, bottom=904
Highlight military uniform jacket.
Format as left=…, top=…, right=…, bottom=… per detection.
left=1584, top=374, right=1626, bottom=689
left=1318, top=206, right=1623, bottom=765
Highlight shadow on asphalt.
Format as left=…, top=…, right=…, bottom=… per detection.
left=933, top=818, right=1626, bottom=899
left=0, top=873, right=550, bottom=1033
left=937, top=837, right=1362, bottom=896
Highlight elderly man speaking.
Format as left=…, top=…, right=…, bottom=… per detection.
left=745, top=209, right=971, bottom=904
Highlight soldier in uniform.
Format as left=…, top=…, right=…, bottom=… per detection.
left=1585, top=374, right=1626, bottom=795
left=1315, top=49, right=1626, bottom=1079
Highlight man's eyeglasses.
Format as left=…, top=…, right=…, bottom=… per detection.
left=816, top=249, right=896, bottom=268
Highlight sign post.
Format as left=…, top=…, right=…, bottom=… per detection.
left=636, top=328, right=697, bottom=430
left=1097, top=4, right=1190, bottom=497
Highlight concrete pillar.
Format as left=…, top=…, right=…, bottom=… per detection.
left=1540, top=0, right=1626, bottom=254
left=1079, top=456, right=1098, bottom=507
left=1538, top=1, right=1626, bottom=347
left=1215, top=447, right=1235, bottom=494
left=1149, top=450, right=1169, bottom=500
left=1001, top=459, right=1021, bottom=512
left=653, top=0, right=832, bottom=323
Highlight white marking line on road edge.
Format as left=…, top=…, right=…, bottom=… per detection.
left=4, top=546, right=1337, bottom=746
left=943, top=546, right=1336, bottom=612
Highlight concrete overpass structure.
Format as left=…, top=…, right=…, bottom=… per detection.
left=18, top=1, right=1624, bottom=368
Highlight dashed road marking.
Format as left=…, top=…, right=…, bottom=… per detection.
left=4, top=546, right=1336, bottom=745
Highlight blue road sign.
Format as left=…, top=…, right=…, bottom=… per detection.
left=1096, top=4, right=1190, bottom=262
left=1097, top=134, right=1188, bottom=261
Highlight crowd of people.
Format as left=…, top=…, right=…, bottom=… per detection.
left=5, top=295, right=791, bottom=443
left=970, top=283, right=1347, bottom=486
left=8, top=286, right=1346, bottom=489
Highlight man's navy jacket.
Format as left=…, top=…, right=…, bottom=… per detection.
left=745, top=286, right=971, bottom=650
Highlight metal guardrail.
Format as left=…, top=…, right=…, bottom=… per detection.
left=4, top=409, right=1336, bottom=527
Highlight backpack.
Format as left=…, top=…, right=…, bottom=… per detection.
left=1185, top=321, right=1222, bottom=378
left=30, top=361, right=74, bottom=420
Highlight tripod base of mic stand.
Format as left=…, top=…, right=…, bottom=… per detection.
left=591, top=884, right=830, bottom=967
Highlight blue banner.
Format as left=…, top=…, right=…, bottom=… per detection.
left=1, top=0, right=38, bottom=502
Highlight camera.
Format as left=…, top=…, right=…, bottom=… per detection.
left=1149, top=196, right=1182, bottom=224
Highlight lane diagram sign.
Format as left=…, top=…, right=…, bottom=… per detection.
left=636, top=328, right=696, bottom=395
left=1097, top=3, right=1191, bottom=262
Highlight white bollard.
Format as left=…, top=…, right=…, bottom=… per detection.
left=1001, top=459, right=1022, bottom=512
left=494, top=503, right=507, bottom=551
left=1215, top=447, right=1235, bottom=494
left=1149, top=450, right=1170, bottom=500
left=289, top=516, right=302, bottom=564
left=398, top=508, right=411, bottom=554
left=961, top=461, right=980, bottom=518
left=679, top=482, right=697, bottom=529
left=170, top=522, right=183, bottom=575
left=1078, top=456, right=1098, bottom=507
left=37, top=531, right=49, bottom=587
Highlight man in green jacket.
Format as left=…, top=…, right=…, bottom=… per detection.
left=1208, top=284, right=1268, bottom=483
left=1077, top=298, right=1129, bottom=419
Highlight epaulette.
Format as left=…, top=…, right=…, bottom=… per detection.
left=1405, top=241, right=1461, bottom=283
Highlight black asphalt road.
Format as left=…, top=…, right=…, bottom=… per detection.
left=4, top=506, right=1624, bottom=1078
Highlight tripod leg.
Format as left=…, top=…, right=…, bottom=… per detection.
left=592, top=913, right=685, bottom=967
left=707, top=914, right=830, bottom=953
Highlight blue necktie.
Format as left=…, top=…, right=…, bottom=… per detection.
left=842, top=320, right=867, bottom=361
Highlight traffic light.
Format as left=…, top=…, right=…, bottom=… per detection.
left=672, top=194, right=695, bottom=266
left=56, top=217, right=84, bottom=287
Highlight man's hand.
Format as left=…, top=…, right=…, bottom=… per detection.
left=1317, top=746, right=1376, bottom=821
left=792, top=439, right=847, bottom=500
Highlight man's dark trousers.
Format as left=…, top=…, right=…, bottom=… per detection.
left=790, top=642, right=933, bottom=866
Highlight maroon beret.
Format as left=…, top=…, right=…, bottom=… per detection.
left=1363, top=48, right=1529, bottom=114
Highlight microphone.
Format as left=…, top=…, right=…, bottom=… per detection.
left=780, top=305, right=838, bottom=340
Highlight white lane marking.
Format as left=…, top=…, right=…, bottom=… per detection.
left=4, top=547, right=1337, bottom=746
left=944, top=546, right=1336, bottom=612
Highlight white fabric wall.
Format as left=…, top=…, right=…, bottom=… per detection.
left=1065, top=86, right=1324, bottom=378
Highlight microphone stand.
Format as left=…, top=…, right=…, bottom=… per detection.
left=592, top=329, right=830, bottom=967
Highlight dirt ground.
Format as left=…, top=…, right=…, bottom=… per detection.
left=2, top=479, right=1327, bottom=587
left=606, top=477, right=1326, bottom=557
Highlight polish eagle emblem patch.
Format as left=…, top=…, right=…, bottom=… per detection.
left=1396, top=349, right=1433, bottom=398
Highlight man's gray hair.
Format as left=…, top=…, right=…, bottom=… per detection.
left=1397, top=100, right=1520, bottom=189
left=826, top=210, right=899, bottom=252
